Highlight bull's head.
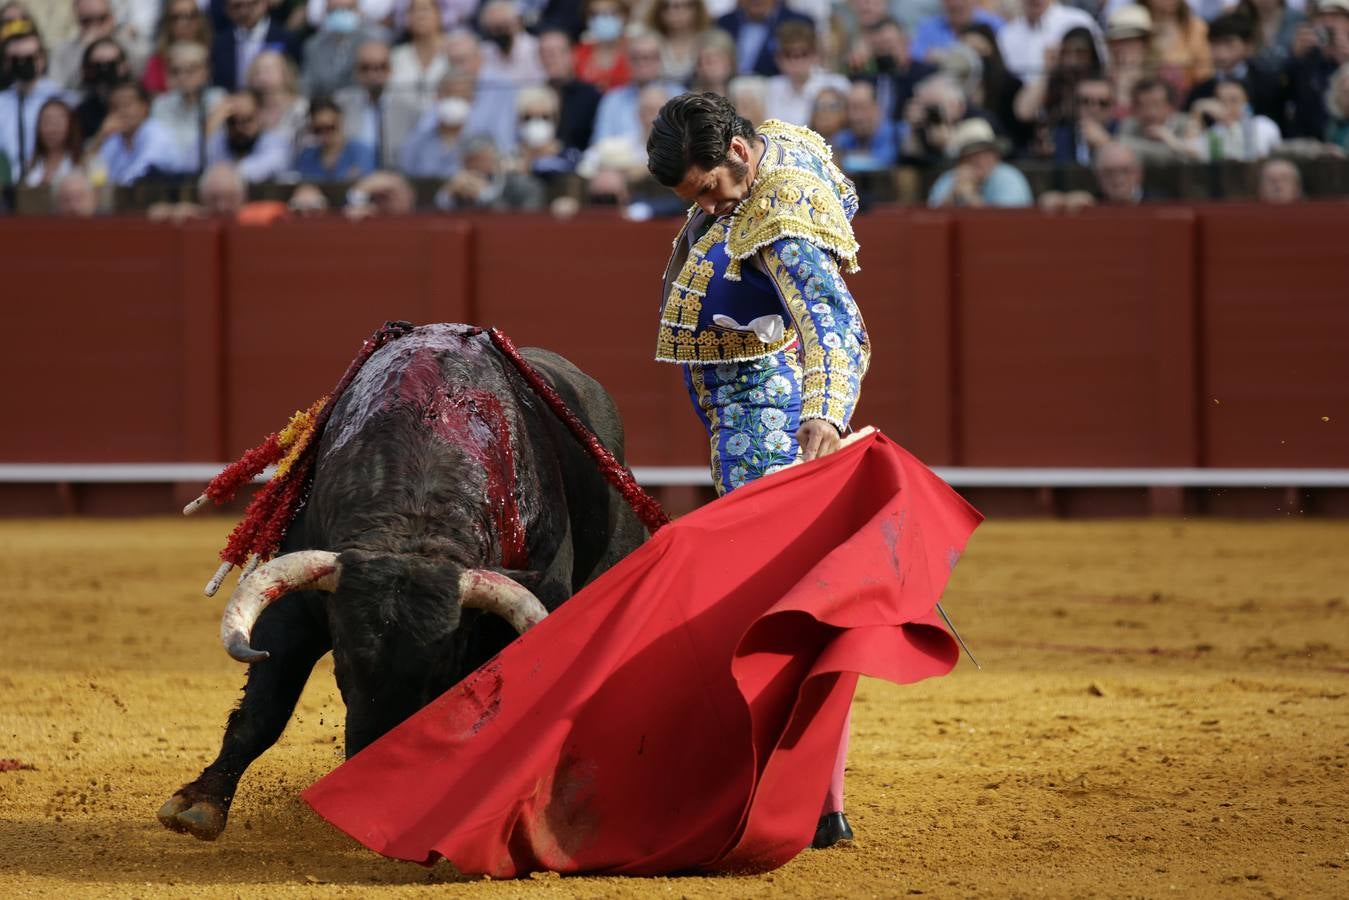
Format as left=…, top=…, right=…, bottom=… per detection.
left=218, top=550, right=548, bottom=663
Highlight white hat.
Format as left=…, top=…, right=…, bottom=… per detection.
left=947, top=118, right=1002, bottom=160
left=1106, top=5, right=1153, bottom=41
left=1318, top=0, right=1349, bottom=15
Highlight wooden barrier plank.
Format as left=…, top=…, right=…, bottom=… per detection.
left=1200, top=204, right=1349, bottom=467
left=953, top=209, right=1199, bottom=467
left=470, top=213, right=709, bottom=468
left=222, top=219, right=473, bottom=454
left=0, top=219, right=185, bottom=462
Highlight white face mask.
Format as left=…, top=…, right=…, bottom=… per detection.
left=519, top=117, right=555, bottom=148
left=437, top=97, right=471, bottom=127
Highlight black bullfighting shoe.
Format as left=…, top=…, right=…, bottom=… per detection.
left=812, top=812, right=855, bottom=848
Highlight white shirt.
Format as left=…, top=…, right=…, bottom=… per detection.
left=997, top=3, right=1102, bottom=81
left=764, top=71, right=851, bottom=128
left=1193, top=116, right=1282, bottom=162
left=236, top=16, right=273, bottom=86
left=206, top=128, right=294, bottom=182
left=390, top=42, right=449, bottom=103
left=151, top=88, right=227, bottom=171
left=479, top=33, right=545, bottom=90
left=99, top=118, right=186, bottom=185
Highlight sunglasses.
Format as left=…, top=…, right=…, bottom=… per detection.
left=1077, top=96, right=1111, bottom=108
left=358, top=62, right=389, bottom=72
left=312, top=122, right=338, bottom=134
left=79, top=13, right=110, bottom=28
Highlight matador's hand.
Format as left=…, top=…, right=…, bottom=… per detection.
left=797, top=419, right=842, bottom=462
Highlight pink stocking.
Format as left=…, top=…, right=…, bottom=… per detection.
left=821, top=706, right=851, bottom=815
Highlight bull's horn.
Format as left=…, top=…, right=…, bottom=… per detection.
left=459, top=570, right=548, bottom=634
left=220, top=551, right=341, bottom=663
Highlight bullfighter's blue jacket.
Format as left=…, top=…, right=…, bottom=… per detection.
left=655, top=120, right=871, bottom=431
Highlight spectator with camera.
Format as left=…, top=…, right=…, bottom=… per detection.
left=1117, top=76, right=1195, bottom=163
left=927, top=116, right=1032, bottom=206
left=94, top=80, right=182, bottom=184
left=1186, top=13, right=1283, bottom=125
left=293, top=95, right=375, bottom=179
left=764, top=19, right=849, bottom=125
left=151, top=42, right=225, bottom=173
left=1235, top=0, right=1304, bottom=69
left=1, top=19, right=73, bottom=181
left=848, top=18, right=935, bottom=122
left=205, top=88, right=293, bottom=180
left=1284, top=0, right=1349, bottom=139
left=1187, top=79, right=1282, bottom=161
left=900, top=72, right=973, bottom=167
left=538, top=28, right=601, bottom=152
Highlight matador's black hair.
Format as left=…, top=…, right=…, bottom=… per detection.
left=646, top=92, right=757, bottom=188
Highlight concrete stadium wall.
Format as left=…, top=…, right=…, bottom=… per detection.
left=1, top=205, right=1346, bottom=516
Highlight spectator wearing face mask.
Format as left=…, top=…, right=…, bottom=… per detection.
left=151, top=42, right=225, bottom=173
left=95, top=79, right=183, bottom=184
left=513, top=84, right=578, bottom=188
left=1, top=20, right=73, bottom=181
left=574, top=0, right=633, bottom=91
left=302, top=0, right=391, bottom=97
left=74, top=36, right=130, bottom=139
left=50, top=0, right=143, bottom=90
left=205, top=87, right=293, bottom=180
left=763, top=20, right=849, bottom=126
left=589, top=31, right=681, bottom=148
left=399, top=84, right=470, bottom=176
left=479, top=0, right=544, bottom=89
left=440, top=28, right=517, bottom=153
left=538, top=28, right=601, bottom=152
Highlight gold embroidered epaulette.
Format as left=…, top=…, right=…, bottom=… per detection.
left=723, top=120, right=861, bottom=280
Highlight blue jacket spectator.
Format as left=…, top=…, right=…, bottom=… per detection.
left=293, top=97, right=377, bottom=180
left=833, top=82, right=901, bottom=172
left=715, top=0, right=814, bottom=77
left=97, top=82, right=185, bottom=184
left=910, top=0, right=1003, bottom=64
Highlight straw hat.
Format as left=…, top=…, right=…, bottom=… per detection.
left=1106, top=5, right=1153, bottom=41
left=947, top=118, right=1003, bottom=160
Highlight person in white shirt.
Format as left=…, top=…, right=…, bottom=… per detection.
left=997, top=0, right=1101, bottom=81
left=763, top=18, right=849, bottom=125
left=96, top=80, right=183, bottom=184
left=389, top=0, right=449, bottom=104
left=1187, top=79, right=1281, bottom=161
left=151, top=42, right=226, bottom=173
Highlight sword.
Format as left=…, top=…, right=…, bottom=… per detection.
left=936, top=602, right=981, bottom=670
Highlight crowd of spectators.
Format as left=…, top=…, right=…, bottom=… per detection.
left=1, top=0, right=1346, bottom=217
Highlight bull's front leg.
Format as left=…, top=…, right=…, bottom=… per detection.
left=158, top=594, right=330, bottom=840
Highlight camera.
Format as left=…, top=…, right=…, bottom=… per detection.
left=1200, top=111, right=1216, bottom=129
left=925, top=105, right=944, bottom=126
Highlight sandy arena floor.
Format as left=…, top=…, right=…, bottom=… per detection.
left=0, top=517, right=1345, bottom=899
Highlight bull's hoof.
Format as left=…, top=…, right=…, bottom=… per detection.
left=157, top=793, right=227, bottom=841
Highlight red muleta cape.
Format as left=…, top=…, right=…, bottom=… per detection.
left=302, top=430, right=982, bottom=876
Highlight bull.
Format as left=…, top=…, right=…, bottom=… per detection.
left=158, top=324, right=646, bottom=840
